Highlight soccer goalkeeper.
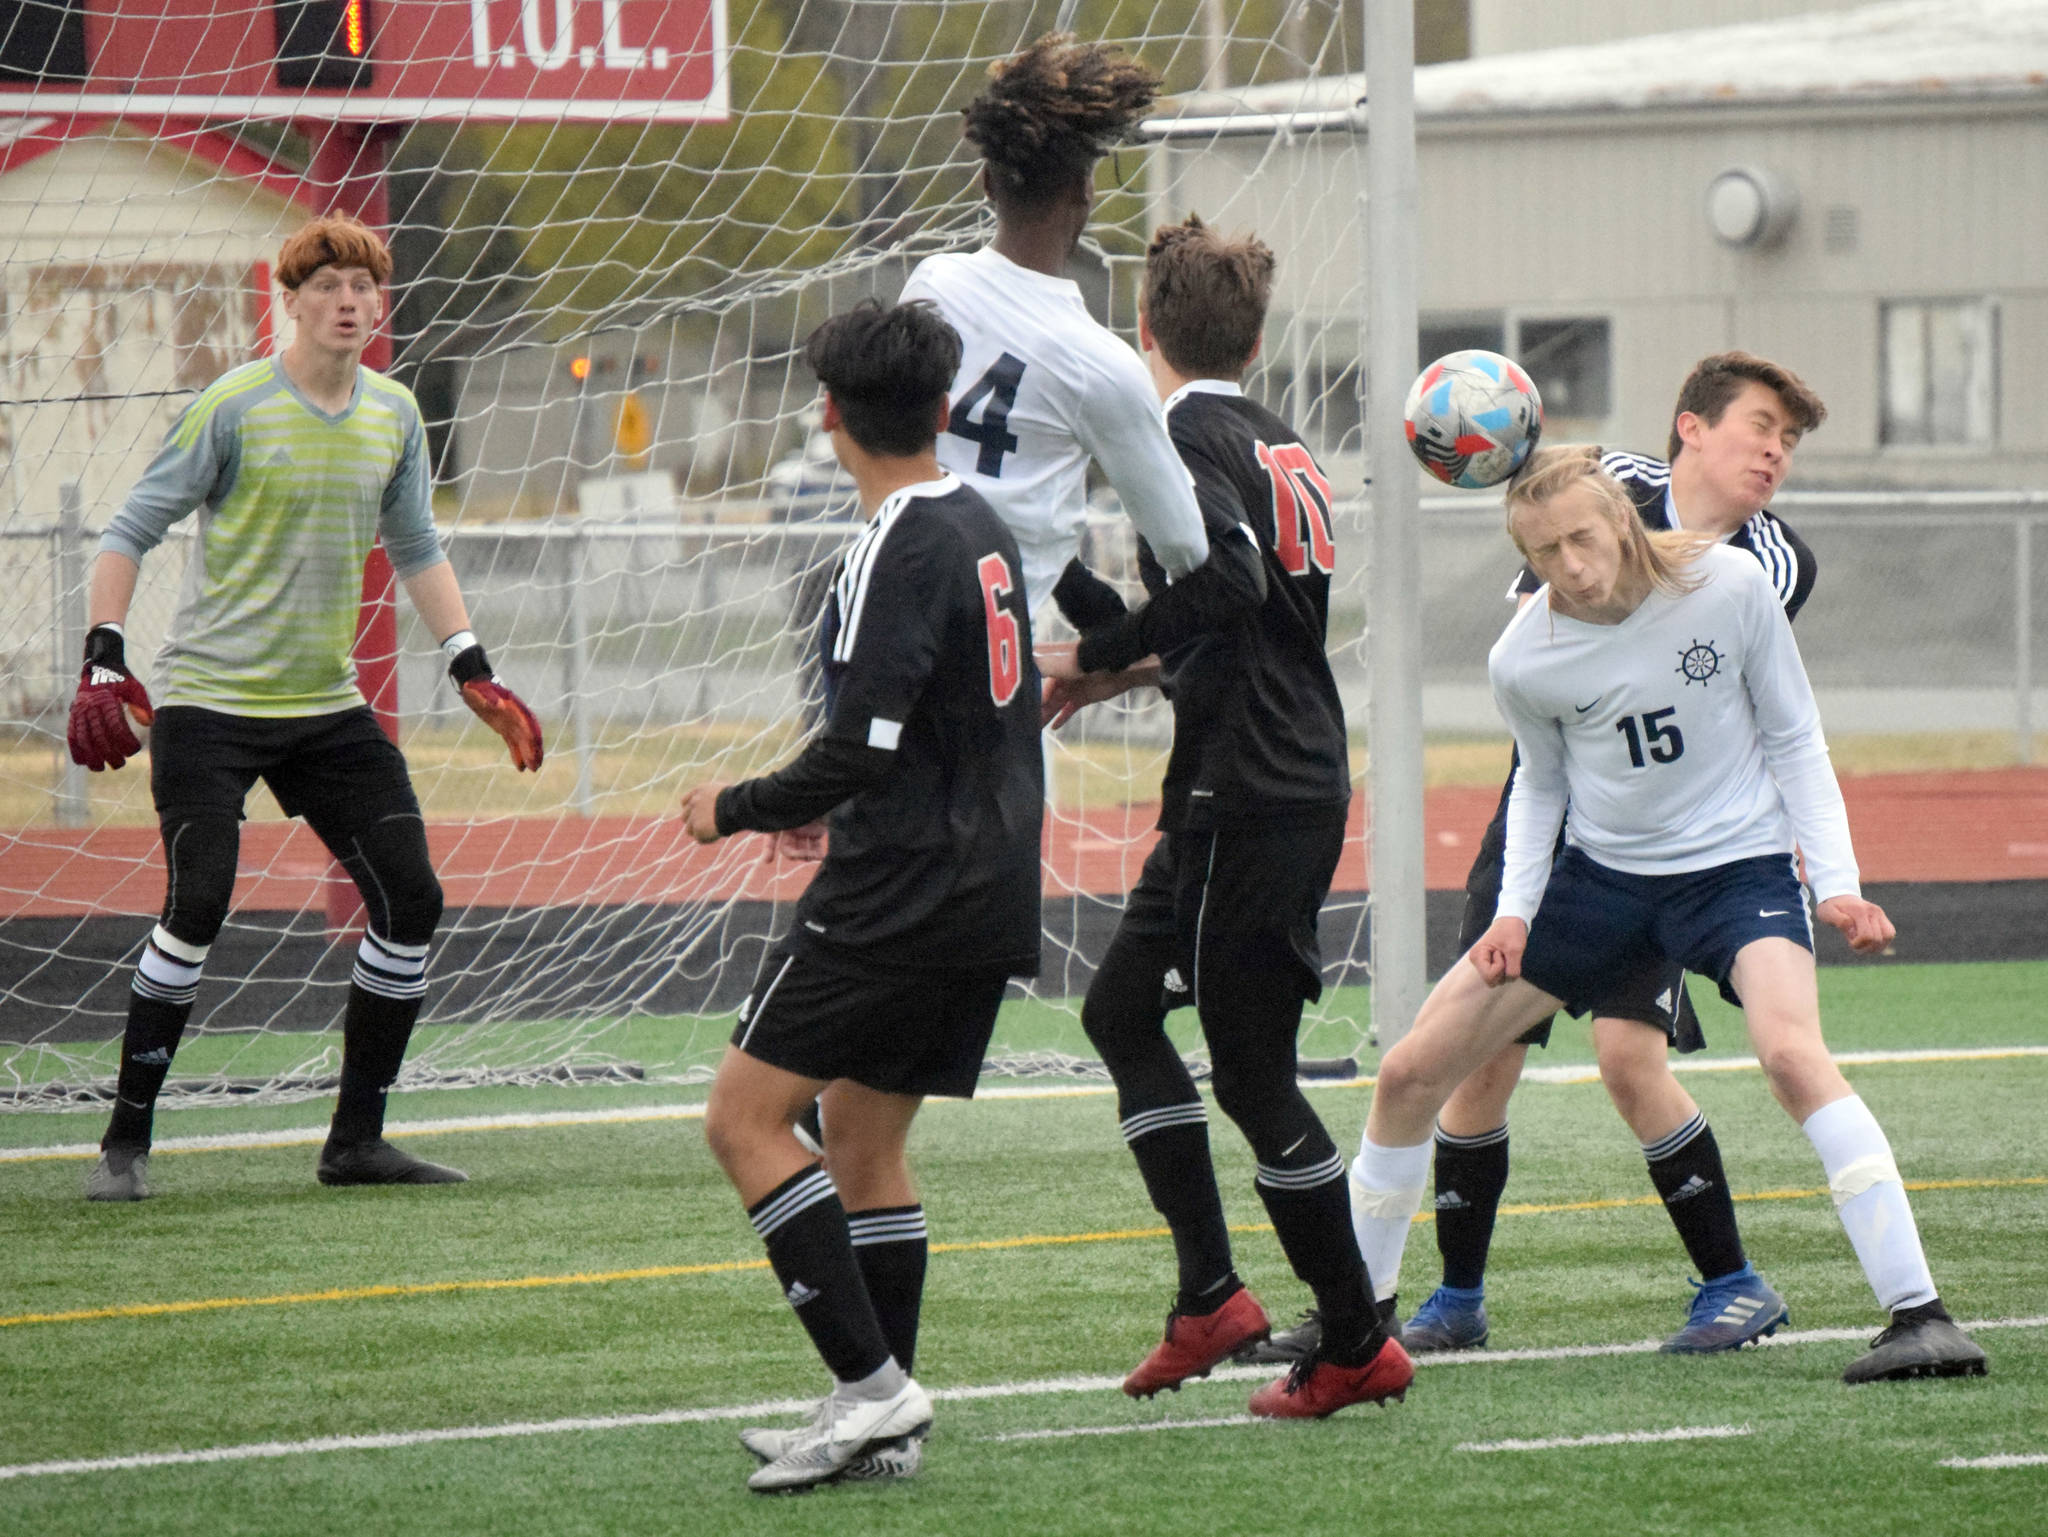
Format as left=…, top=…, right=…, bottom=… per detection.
left=71, top=214, right=541, bottom=1200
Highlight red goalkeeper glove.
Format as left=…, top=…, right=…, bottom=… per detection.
left=68, top=625, right=155, bottom=772
left=449, top=641, right=543, bottom=772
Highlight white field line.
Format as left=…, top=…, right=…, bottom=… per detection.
left=989, top=1415, right=1260, bottom=1443
left=3, top=1315, right=2041, bottom=1485
left=1519, top=1043, right=2048, bottom=1086
left=1941, top=1453, right=2048, bottom=1469
left=8, top=1043, right=2044, bottom=1163
left=1457, top=1424, right=1750, bottom=1453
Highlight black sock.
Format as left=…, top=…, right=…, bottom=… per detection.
left=849, top=1205, right=927, bottom=1373
left=748, top=1164, right=891, bottom=1383
left=1433, top=1124, right=1510, bottom=1291
left=1253, top=1131, right=1378, bottom=1362
left=329, top=933, right=429, bottom=1147
left=103, top=994, right=194, bottom=1151
left=1120, top=1103, right=1237, bottom=1310
left=1643, top=1113, right=1747, bottom=1280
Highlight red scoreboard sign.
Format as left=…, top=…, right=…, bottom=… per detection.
left=0, top=0, right=728, bottom=122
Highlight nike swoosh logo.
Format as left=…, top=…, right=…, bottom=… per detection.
left=1759, top=909, right=1791, bottom=917
left=1574, top=697, right=1602, bottom=713
left=1281, top=1134, right=1308, bottom=1157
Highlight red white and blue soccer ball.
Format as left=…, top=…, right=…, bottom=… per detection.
left=1403, top=349, right=1545, bottom=490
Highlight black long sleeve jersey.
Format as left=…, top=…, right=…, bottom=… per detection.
left=716, top=475, right=1044, bottom=976
left=1075, top=381, right=1351, bottom=833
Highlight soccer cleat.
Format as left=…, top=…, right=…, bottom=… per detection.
left=1661, top=1270, right=1788, bottom=1354
left=1235, top=1297, right=1400, bottom=1365
left=316, top=1138, right=469, bottom=1187
left=1123, top=1286, right=1270, bottom=1398
left=84, top=1146, right=152, bottom=1202
left=1403, top=1285, right=1490, bottom=1354
left=746, top=1379, right=933, bottom=1493
left=1248, top=1335, right=1415, bottom=1420
left=835, top=1431, right=924, bottom=1482
left=1842, top=1314, right=1989, bottom=1384
left=742, top=1402, right=926, bottom=1481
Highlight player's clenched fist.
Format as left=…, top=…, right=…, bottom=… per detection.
left=449, top=641, right=543, bottom=771
left=68, top=625, right=155, bottom=772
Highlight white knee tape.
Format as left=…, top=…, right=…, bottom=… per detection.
left=1828, top=1152, right=1901, bottom=1208
left=1348, top=1170, right=1425, bottom=1221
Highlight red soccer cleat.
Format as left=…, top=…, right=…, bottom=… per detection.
left=1123, top=1286, right=1271, bottom=1398
left=1248, top=1335, right=1415, bottom=1419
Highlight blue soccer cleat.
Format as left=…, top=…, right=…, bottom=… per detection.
left=1403, top=1285, right=1489, bottom=1353
left=1661, top=1268, right=1788, bottom=1354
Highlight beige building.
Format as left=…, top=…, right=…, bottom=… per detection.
left=1153, top=0, right=2048, bottom=489
left=0, top=119, right=303, bottom=716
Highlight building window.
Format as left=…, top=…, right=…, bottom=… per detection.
left=1418, top=312, right=1611, bottom=421
left=1882, top=299, right=1997, bottom=447
left=1519, top=317, right=1611, bottom=420
left=1419, top=316, right=1505, bottom=365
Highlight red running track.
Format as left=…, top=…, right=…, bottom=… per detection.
left=4, top=768, right=2046, bottom=920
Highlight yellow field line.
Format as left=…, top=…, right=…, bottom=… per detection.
left=7, top=1175, right=2038, bottom=1332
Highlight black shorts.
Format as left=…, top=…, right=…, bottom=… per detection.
left=1521, top=849, right=1813, bottom=1017
left=731, top=942, right=1009, bottom=1099
left=150, top=705, right=421, bottom=833
left=1459, top=771, right=1703, bottom=1053
left=1120, top=816, right=1346, bottom=1011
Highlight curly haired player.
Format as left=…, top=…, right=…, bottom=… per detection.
left=900, top=32, right=1209, bottom=621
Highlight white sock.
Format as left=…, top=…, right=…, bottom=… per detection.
left=1348, top=1135, right=1433, bottom=1303
left=834, top=1356, right=908, bottom=1403
left=1801, top=1094, right=1937, bottom=1313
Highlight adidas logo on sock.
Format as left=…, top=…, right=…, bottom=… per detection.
left=1666, top=1174, right=1713, bottom=1204
left=784, top=1280, right=820, bottom=1308
left=1162, top=968, right=1189, bottom=995
left=130, top=1047, right=172, bottom=1066
left=1434, top=1190, right=1469, bottom=1211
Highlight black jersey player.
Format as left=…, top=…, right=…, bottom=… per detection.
left=1040, top=216, right=1412, bottom=1419
left=684, top=300, right=1042, bottom=1491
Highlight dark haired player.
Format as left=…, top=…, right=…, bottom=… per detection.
left=683, top=299, right=1042, bottom=1490
left=900, top=32, right=1208, bottom=621
left=1040, top=216, right=1413, bottom=1419
left=1258, top=352, right=1837, bottom=1364
left=72, top=214, right=540, bottom=1200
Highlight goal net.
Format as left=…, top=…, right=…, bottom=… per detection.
left=0, top=0, right=1385, bottom=1108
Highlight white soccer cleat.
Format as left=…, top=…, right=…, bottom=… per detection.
left=745, top=1379, right=933, bottom=1493
left=85, top=1147, right=152, bottom=1201
left=738, top=1398, right=830, bottom=1464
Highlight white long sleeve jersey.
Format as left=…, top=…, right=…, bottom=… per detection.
left=1490, top=544, right=1860, bottom=925
left=899, top=247, right=1208, bottom=616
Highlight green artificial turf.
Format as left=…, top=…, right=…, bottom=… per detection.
left=1, top=961, right=2042, bottom=1535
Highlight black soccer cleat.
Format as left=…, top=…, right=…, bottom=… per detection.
left=1842, top=1313, right=1988, bottom=1384
left=1233, top=1298, right=1400, bottom=1365
left=317, top=1138, right=468, bottom=1187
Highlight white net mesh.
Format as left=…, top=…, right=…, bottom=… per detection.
left=0, top=1, right=1388, bottom=1107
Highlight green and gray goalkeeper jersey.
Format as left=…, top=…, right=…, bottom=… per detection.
left=99, top=358, right=445, bottom=717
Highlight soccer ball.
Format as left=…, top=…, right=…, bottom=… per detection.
left=1403, top=350, right=1544, bottom=489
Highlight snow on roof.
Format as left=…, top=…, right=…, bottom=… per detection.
left=1206, top=0, right=2048, bottom=122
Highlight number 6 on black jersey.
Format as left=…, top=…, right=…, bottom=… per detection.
left=978, top=551, right=1022, bottom=705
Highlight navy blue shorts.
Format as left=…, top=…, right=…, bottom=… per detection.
left=1519, top=849, right=1813, bottom=1015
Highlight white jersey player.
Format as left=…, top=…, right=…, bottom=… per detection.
left=1344, top=445, right=1987, bottom=1388
left=904, top=32, right=1208, bottom=618
left=1491, top=542, right=1855, bottom=916
left=901, top=248, right=1206, bottom=615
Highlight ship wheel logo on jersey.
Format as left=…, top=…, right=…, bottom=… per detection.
left=1676, top=638, right=1723, bottom=687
